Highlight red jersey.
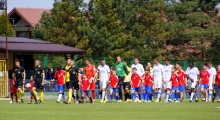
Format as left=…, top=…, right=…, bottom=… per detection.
left=81, top=79, right=90, bottom=91
left=177, top=71, right=186, bottom=86
left=216, top=71, right=220, bottom=86
left=200, top=70, right=210, bottom=84
left=109, top=75, right=119, bottom=88
left=10, top=79, right=16, bottom=93
left=29, top=81, right=34, bottom=92
left=171, top=73, right=179, bottom=87
left=84, top=64, right=96, bottom=80
left=142, top=73, right=153, bottom=86
left=131, top=73, right=141, bottom=88
left=54, top=70, right=65, bottom=86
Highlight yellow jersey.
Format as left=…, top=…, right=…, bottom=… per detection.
left=65, top=65, right=71, bottom=82
left=124, top=66, right=131, bottom=82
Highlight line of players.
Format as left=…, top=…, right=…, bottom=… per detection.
left=9, top=57, right=220, bottom=104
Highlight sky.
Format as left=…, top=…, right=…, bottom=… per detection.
left=7, top=0, right=90, bottom=12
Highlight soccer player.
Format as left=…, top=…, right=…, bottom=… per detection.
left=64, top=59, right=71, bottom=101
left=207, top=62, right=217, bottom=102
left=28, top=76, right=36, bottom=104
left=81, top=74, right=92, bottom=103
left=54, top=66, right=65, bottom=103
left=186, top=62, right=200, bottom=102
left=124, top=62, right=131, bottom=102
left=115, top=56, right=128, bottom=102
left=84, top=59, right=96, bottom=102
left=216, top=65, right=220, bottom=102
left=109, top=70, right=119, bottom=103
left=200, top=63, right=210, bottom=102
left=168, top=67, right=179, bottom=103
left=130, top=58, right=144, bottom=101
left=163, top=58, right=173, bottom=102
left=142, top=68, right=153, bottom=102
left=96, top=58, right=110, bottom=103
left=13, top=60, right=26, bottom=104
left=32, top=60, right=45, bottom=104
left=153, top=58, right=165, bottom=102
left=66, top=59, right=81, bottom=104
left=131, top=67, right=141, bottom=102
left=9, top=74, right=17, bottom=103
left=176, top=63, right=187, bottom=102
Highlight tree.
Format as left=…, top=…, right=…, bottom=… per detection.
left=0, top=11, right=14, bottom=36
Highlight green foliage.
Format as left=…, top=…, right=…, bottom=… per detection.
left=0, top=12, right=14, bottom=37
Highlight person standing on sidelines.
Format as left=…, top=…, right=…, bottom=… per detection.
left=186, top=62, right=200, bottom=102
left=13, top=60, right=26, bottom=104
left=84, top=59, right=96, bottom=102
left=153, top=58, right=165, bottom=102
left=163, top=58, right=173, bottom=102
left=207, top=62, right=216, bottom=102
left=115, top=56, right=128, bottom=102
left=96, top=58, right=110, bottom=103
left=32, top=60, right=45, bottom=104
left=130, top=58, right=144, bottom=101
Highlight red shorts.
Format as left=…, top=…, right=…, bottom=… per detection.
left=90, top=82, right=95, bottom=90
left=10, top=90, right=16, bottom=94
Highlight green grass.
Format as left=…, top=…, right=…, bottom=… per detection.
left=0, top=99, right=220, bottom=120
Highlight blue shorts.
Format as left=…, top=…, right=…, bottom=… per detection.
left=109, top=86, right=118, bottom=93
left=218, top=86, right=220, bottom=90
left=131, top=88, right=140, bottom=92
left=145, top=86, right=152, bottom=92
left=58, top=85, right=64, bottom=92
left=201, top=84, right=209, bottom=89
left=178, top=86, right=185, bottom=91
left=30, top=92, right=34, bottom=97
left=172, top=87, right=178, bottom=91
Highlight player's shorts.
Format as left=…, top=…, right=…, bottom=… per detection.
left=188, top=81, right=197, bottom=89
left=178, top=86, right=185, bottom=91
left=109, top=86, right=118, bottom=93
left=10, top=91, right=16, bottom=95
left=131, top=88, right=140, bottom=92
left=65, top=82, right=69, bottom=90
left=69, top=80, right=79, bottom=90
left=30, top=92, right=34, bottom=97
left=218, top=86, right=220, bottom=90
left=201, top=84, right=209, bottom=89
left=154, top=80, right=162, bottom=89
left=164, top=81, right=172, bottom=89
left=99, top=80, right=107, bottom=89
left=58, top=85, right=64, bottom=92
left=208, top=80, right=213, bottom=90
left=172, top=87, right=178, bottom=91
left=145, top=86, right=152, bottom=93
left=123, top=82, right=131, bottom=89
left=118, top=76, right=124, bottom=85
left=15, top=79, right=23, bottom=88
left=34, top=78, right=44, bottom=89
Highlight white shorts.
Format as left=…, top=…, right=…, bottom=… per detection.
left=209, top=80, right=213, bottom=90
left=154, top=80, right=162, bottom=89
left=164, top=81, right=172, bottom=89
left=188, top=81, right=197, bottom=89
left=99, top=80, right=107, bottom=89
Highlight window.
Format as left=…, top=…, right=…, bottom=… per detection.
left=16, top=31, right=31, bottom=38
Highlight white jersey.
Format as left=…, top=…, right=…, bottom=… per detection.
left=97, top=64, right=110, bottom=81
left=207, top=67, right=216, bottom=81
left=185, top=67, right=199, bottom=81
left=153, top=64, right=165, bottom=81
left=130, top=63, right=144, bottom=77
left=164, top=64, right=173, bottom=81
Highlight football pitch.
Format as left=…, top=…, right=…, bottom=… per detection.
left=0, top=99, right=219, bottom=120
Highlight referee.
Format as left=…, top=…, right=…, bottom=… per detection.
left=32, top=60, right=45, bottom=104
left=66, top=59, right=81, bottom=104
left=13, top=60, right=26, bottom=104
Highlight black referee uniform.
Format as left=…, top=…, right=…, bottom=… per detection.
left=13, top=66, right=25, bottom=88
left=34, top=66, right=44, bottom=89
left=68, top=66, right=79, bottom=90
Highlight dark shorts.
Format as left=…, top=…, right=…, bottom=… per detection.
left=123, top=82, right=131, bottom=89
left=34, top=78, right=44, bottom=89
left=66, top=82, right=69, bottom=90
left=69, top=80, right=79, bottom=90
left=15, top=79, right=23, bottom=89
left=118, top=76, right=124, bottom=86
